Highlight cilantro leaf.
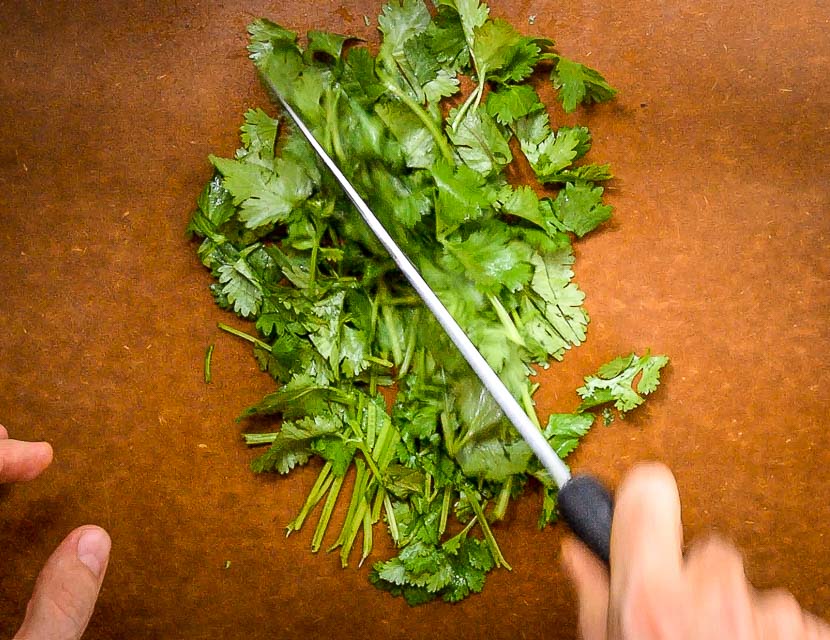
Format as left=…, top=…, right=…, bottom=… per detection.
left=552, top=181, right=613, bottom=237
left=447, top=106, right=512, bottom=175
left=305, top=30, right=353, bottom=62
left=552, top=55, right=617, bottom=113
left=544, top=413, right=594, bottom=458
left=577, top=353, right=670, bottom=412
left=217, top=259, right=263, bottom=318
left=486, top=84, right=544, bottom=126
left=529, top=249, right=588, bottom=349
left=250, top=412, right=343, bottom=474
left=440, top=224, right=533, bottom=294
left=239, top=108, right=279, bottom=162
left=472, top=18, right=541, bottom=85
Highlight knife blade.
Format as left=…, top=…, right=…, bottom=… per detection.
left=268, top=85, right=614, bottom=564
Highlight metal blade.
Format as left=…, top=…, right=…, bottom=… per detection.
left=269, top=87, right=572, bottom=490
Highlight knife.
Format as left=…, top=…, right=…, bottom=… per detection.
left=269, top=86, right=614, bottom=565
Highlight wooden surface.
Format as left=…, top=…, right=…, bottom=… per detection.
left=1, top=0, right=828, bottom=637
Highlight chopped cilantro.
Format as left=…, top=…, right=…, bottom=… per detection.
left=188, top=0, right=667, bottom=605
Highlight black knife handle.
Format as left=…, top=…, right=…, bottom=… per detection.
left=558, top=474, right=614, bottom=565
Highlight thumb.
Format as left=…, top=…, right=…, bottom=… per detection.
left=14, top=525, right=111, bottom=640
left=562, top=536, right=610, bottom=640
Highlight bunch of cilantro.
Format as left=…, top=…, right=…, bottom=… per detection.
left=188, top=0, right=668, bottom=605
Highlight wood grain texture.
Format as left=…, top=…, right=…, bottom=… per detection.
left=1, top=0, right=827, bottom=637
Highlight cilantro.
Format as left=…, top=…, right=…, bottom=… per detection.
left=552, top=55, right=618, bottom=113
left=188, top=0, right=668, bottom=606
left=485, top=84, right=544, bottom=125
left=553, top=181, right=613, bottom=237
left=578, top=352, right=670, bottom=413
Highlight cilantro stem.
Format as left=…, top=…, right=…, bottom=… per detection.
left=439, top=485, right=452, bottom=536
left=287, top=462, right=333, bottom=535
left=325, top=87, right=346, bottom=163
left=450, top=81, right=482, bottom=131
left=330, top=459, right=366, bottom=552
left=359, top=446, right=384, bottom=485
left=242, top=432, right=278, bottom=445
left=520, top=385, right=541, bottom=430
left=488, top=295, right=526, bottom=346
left=350, top=401, right=385, bottom=483
left=372, top=413, right=400, bottom=472
left=308, top=238, right=320, bottom=293
left=442, top=515, right=477, bottom=550
left=204, top=344, right=214, bottom=383
left=217, top=323, right=272, bottom=352
left=371, top=485, right=385, bottom=524
left=340, top=478, right=372, bottom=567
left=366, top=355, right=394, bottom=367
left=384, top=494, right=400, bottom=545
left=397, top=307, right=420, bottom=379
left=366, top=399, right=376, bottom=451
left=380, top=303, right=404, bottom=366
left=492, top=476, right=513, bottom=522
left=359, top=506, right=373, bottom=567
left=464, top=490, right=511, bottom=570
left=311, top=472, right=344, bottom=552
left=376, top=66, right=455, bottom=164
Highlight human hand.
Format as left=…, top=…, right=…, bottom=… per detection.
left=562, top=463, right=830, bottom=639
left=1, top=424, right=111, bottom=640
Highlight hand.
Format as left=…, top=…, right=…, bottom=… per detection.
left=562, top=463, right=830, bottom=639
left=1, top=424, right=111, bottom=640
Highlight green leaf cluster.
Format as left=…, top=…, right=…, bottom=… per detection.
left=188, top=0, right=667, bottom=605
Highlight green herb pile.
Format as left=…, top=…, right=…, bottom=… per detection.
left=188, top=0, right=668, bottom=605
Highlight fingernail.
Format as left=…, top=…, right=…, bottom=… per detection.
left=77, top=527, right=111, bottom=579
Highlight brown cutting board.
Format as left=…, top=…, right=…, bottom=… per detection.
left=1, top=1, right=827, bottom=637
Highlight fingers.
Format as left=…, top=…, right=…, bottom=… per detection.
left=0, top=439, right=54, bottom=483
left=14, top=525, right=111, bottom=640
left=683, top=536, right=757, bottom=639
left=562, top=536, right=610, bottom=640
left=754, top=589, right=830, bottom=640
left=608, top=462, right=685, bottom=638
left=0, top=423, right=9, bottom=438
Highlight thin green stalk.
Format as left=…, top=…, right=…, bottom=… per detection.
left=203, top=344, right=214, bottom=383
left=329, top=459, right=366, bottom=551
left=359, top=445, right=384, bottom=484
left=377, top=66, right=455, bottom=163
left=397, top=308, right=420, bottom=379
left=520, top=385, right=542, bottom=430
left=339, top=496, right=368, bottom=567
left=311, top=473, right=344, bottom=552
left=371, top=486, right=385, bottom=524
left=442, top=515, right=477, bottom=550
left=242, top=432, right=278, bottom=445
left=450, top=80, right=482, bottom=131
left=308, top=237, right=320, bottom=293
left=464, top=489, right=511, bottom=570
left=325, top=87, right=346, bottom=163
left=380, top=303, right=404, bottom=366
left=366, top=355, right=394, bottom=367
left=492, top=476, right=513, bottom=522
left=366, top=399, right=377, bottom=451
left=286, top=462, right=334, bottom=535
left=488, top=294, right=526, bottom=346
left=359, top=506, right=373, bottom=567
left=439, top=485, right=452, bottom=537
left=217, top=323, right=272, bottom=352
left=340, top=476, right=375, bottom=567
left=384, top=493, right=400, bottom=545
left=373, top=415, right=400, bottom=472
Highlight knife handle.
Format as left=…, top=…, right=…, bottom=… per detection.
left=558, top=474, right=614, bottom=565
